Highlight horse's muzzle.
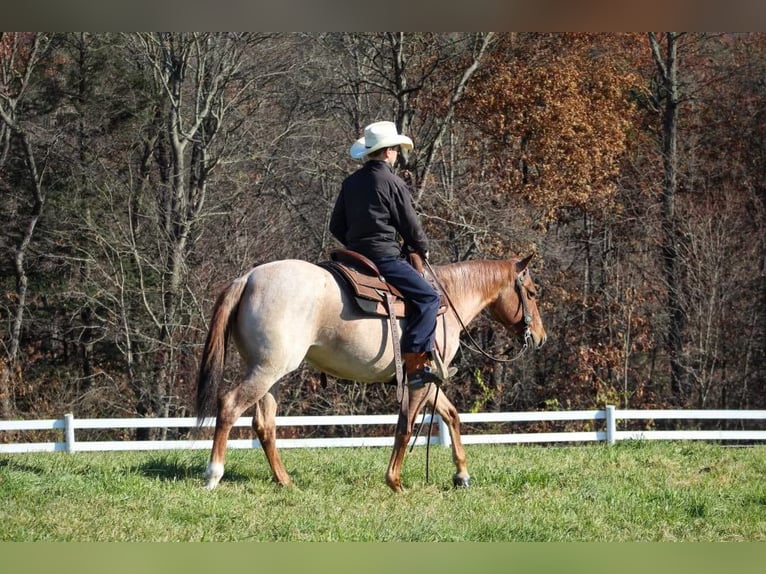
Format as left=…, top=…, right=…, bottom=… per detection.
left=528, top=328, right=547, bottom=349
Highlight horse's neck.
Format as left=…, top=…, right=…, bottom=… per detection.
left=436, top=260, right=511, bottom=326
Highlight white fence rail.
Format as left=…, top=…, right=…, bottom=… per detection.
left=1, top=406, right=766, bottom=454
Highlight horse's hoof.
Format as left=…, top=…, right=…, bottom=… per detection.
left=453, top=474, right=471, bottom=488
left=204, top=462, right=223, bottom=490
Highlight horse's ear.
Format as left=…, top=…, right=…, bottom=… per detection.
left=515, top=252, right=535, bottom=274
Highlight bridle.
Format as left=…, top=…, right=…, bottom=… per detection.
left=425, top=259, right=535, bottom=364
left=513, top=268, right=535, bottom=351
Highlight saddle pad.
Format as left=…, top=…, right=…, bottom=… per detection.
left=319, top=261, right=407, bottom=318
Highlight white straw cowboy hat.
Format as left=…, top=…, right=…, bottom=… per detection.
left=349, top=121, right=414, bottom=160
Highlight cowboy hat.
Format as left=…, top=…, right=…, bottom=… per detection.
left=349, top=121, right=414, bottom=160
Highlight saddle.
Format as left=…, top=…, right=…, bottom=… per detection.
left=319, top=249, right=445, bottom=319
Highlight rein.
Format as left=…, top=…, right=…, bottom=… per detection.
left=409, top=257, right=535, bottom=484
left=408, top=384, right=441, bottom=483
left=424, top=259, right=533, bottom=364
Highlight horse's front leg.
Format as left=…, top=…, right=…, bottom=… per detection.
left=433, top=389, right=470, bottom=488
left=385, top=385, right=429, bottom=492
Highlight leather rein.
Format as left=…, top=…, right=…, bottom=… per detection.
left=410, top=257, right=535, bottom=484
left=424, top=258, right=534, bottom=364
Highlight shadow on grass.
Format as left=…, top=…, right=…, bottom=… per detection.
left=135, top=457, right=213, bottom=482
left=0, top=457, right=49, bottom=476
left=135, top=455, right=268, bottom=485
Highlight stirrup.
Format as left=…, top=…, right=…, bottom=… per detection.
left=431, top=351, right=457, bottom=381
left=407, top=365, right=442, bottom=390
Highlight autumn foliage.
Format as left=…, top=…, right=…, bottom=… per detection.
left=461, top=34, right=645, bottom=223
left=1, top=33, right=764, bottom=429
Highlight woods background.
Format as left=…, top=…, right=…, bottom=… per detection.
left=1, top=33, right=764, bottom=429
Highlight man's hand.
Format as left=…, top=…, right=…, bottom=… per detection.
left=409, top=251, right=425, bottom=274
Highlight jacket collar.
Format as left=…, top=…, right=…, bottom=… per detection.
left=365, top=159, right=394, bottom=173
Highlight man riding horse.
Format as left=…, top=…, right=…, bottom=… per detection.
left=196, top=121, right=546, bottom=492
left=329, top=121, right=442, bottom=390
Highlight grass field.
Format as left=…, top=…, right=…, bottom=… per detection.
left=1, top=441, right=765, bottom=541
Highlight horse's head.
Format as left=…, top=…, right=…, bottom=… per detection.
left=488, top=253, right=547, bottom=349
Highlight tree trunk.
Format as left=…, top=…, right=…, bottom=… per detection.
left=650, top=32, right=686, bottom=402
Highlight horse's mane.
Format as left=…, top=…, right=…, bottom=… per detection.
left=433, top=259, right=516, bottom=302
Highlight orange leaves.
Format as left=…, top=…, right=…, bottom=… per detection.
left=459, top=33, right=646, bottom=223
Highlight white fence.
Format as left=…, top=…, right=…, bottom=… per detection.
left=1, top=406, right=766, bottom=454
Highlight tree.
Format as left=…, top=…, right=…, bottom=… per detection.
left=314, top=33, right=496, bottom=198
left=115, top=33, right=280, bottom=425
left=0, top=32, right=54, bottom=417
left=648, top=32, right=686, bottom=402
left=454, top=33, right=647, bottom=410
left=669, top=34, right=766, bottom=408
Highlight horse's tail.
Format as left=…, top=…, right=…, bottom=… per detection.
left=196, top=275, right=249, bottom=422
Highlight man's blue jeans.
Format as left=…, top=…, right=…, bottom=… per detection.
left=374, top=256, right=440, bottom=353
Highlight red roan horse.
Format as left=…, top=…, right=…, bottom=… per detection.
left=197, top=255, right=546, bottom=491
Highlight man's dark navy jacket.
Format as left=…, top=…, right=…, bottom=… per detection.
left=329, top=159, right=429, bottom=261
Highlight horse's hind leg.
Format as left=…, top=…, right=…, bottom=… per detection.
left=252, top=387, right=292, bottom=486
left=205, top=369, right=272, bottom=489
left=432, top=389, right=470, bottom=488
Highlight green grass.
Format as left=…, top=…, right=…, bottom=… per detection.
left=1, top=442, right=765, bottom=541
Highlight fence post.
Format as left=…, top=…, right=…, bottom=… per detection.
left=64, top=413, right=76, bottom=453
left=438, top=415, right=451, bottom=448
left=605, top=405, right=616, bottom=445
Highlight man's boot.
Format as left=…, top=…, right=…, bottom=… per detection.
left=404, top=351, right=442, bottom=389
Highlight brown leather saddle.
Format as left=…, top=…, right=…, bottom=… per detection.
left=318, top=248, right=445, bottom=318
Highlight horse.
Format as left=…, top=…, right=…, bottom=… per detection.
left=196, top=253, right=547, bottom=492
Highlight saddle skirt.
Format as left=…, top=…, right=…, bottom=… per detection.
left=319, top=249, right=446, bottom=319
